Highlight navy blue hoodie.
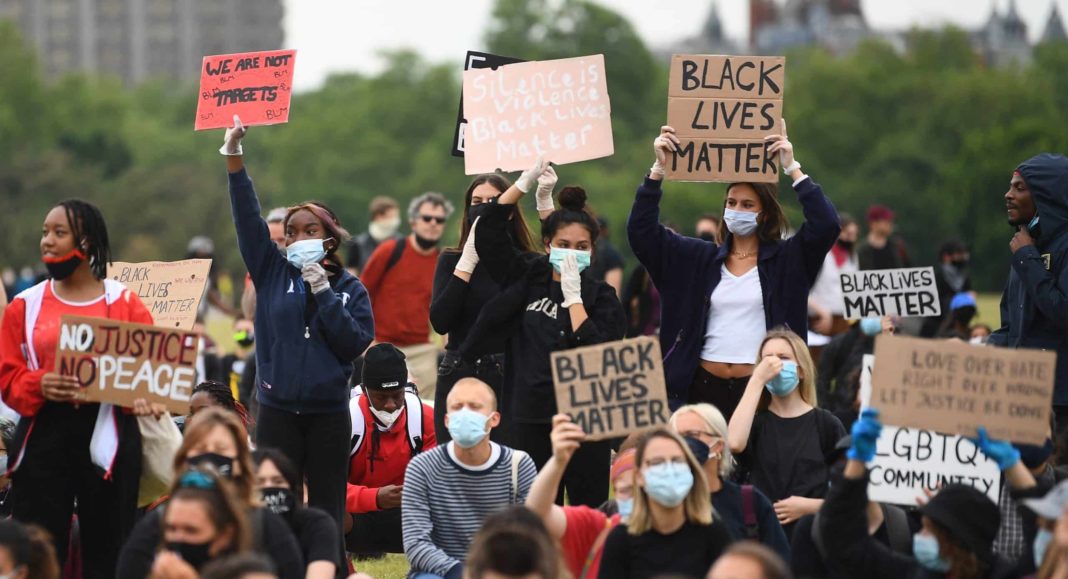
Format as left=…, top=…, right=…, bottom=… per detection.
left=627, top=176, right=840, bottom=407
left=989, top=153, right=1068, bottom=404
left=229, top=169, right=375, bottom=414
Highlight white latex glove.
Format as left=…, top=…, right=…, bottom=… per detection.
left=535, top=165, right=557, bottom=212
left=219, top=115, right=246, bottom=156
left=560, top=253, right=583, bottom=308
left=651, top=126, right=679, bottom=178
left=302, top=263, right=330, bottom=294
left=765, top=119, right=797, bottom=170
left=516, top=156, right=550, bottom=193
left=455, top=217, right=480, bottom=274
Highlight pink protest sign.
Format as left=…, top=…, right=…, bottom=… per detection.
left=195, top=50, right=296, bottom=131
left=461, top=54, right=614, bottom=174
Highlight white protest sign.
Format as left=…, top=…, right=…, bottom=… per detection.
left=839, top=267, right=940, bottom=319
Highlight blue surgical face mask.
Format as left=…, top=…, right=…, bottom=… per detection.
left=447, top=408, right=491, bottom=449
left=723, top=209, right=759, bottom=237
left=642, top=462, right=694, bottom=508
left=616, top=497, right=633, bottom=522
left=548, top=247, right=591, bottom=274
left=859, top=317, right=883, bottom=337
left=286, top=238, right=329, bottom=268
left=913, top=533, right=951, bottom=572
left=765, top=360, right=799, bottom=397
left=1035, top=528, right=1053, bottom=568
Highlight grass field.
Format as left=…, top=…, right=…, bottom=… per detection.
left=353, top=554, right=409, bottom=579
left=973, top=292, right=1001, bottom=330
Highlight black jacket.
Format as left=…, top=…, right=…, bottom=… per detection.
left=989, top=153, right=1068, bottom=405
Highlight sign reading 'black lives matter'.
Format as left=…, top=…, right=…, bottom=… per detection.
left=839, top=267, right=940, bottom=319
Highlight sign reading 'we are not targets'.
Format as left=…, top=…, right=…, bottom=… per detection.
left=462, top=54, right=614, bottom=174
left=195, top=49, right=296, bottom=131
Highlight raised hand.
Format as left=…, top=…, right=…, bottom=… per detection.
left=560, top=253, right=583, bottom=308
left=651, top=126, right=680, bottom=178
left=516, top=156, right=551, bottom=194
left=455, top=217, right=480, bottom=275
left=535, top=166, right=558, bottom=212
left=219, top=115, right=246, bottom=156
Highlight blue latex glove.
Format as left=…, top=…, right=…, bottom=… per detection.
left=848, top=408, right=882, bottom=462
left=971, top=427, right=1020, bottom=471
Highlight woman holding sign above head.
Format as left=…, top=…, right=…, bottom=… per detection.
left=727, top=328, right=845, bottom=538
left=0, top=200, right=156, bottom=579
left=627, top=123, right=840, bottom=419
left=452, top=158, right=625, bottom=508
left=218, top=116, right=375, bottom=538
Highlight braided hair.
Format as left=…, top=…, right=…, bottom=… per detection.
left=56, top=199, right=111, bottom=279
left=192, top=380, right=252, bottom=429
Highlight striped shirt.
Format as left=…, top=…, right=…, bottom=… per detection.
left=402, top=442, right=537, bottom=577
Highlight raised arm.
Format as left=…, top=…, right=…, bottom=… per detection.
left=222, top=116, right=282, bottom=285
left=728, top=356, right=782, bottom=454
left=527, top=414, right=585, bottom=541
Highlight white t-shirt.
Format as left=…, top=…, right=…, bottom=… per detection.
left=809, top=250, right=858, bottom=316
left=701, top=265, right=766, bottom=364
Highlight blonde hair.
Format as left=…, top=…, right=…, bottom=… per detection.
left=756, top=328, right=818, bottom=411
left=627, top=428, right=713, bottom=536
left=670, top=403, right=735, bottom=478
left=174, top=408, right=256, bottom=506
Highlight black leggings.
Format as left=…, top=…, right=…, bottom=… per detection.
left=12, top=404, right=142, bottom=579
left=513, top=422, right=609, bottom=508
left=689, top=367, right=752, bottom=422
left=435, top=352, right=510, bottom=446
left=256, top=405, right=350, bottom=538
left=346, top=508, right=403, bottom=555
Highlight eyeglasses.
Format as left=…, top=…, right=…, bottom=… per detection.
left=419, top=215, right=447, bottom=224
left=178, top=469, right=216, bottom=490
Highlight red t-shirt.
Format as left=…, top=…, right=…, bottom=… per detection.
left=33, top=282, right=111, bottom=372
left=561, top=506, right=620, bottom=579
left=360, top=238, right=438, bottom=346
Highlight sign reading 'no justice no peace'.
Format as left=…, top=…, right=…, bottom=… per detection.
left=462, top=54, right=614, bottom=174
left=667, top=55, right=785, bottom=183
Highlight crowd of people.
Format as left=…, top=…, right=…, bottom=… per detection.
left=0, top=112, right=1061, bottom=579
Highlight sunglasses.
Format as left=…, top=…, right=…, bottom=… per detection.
left=419, top=215, right=447, bottom=224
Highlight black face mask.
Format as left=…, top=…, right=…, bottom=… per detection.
left=836, top=239, right=855, bottom=252
left=261, top=487, right=296, bottom=520
left=413, top=234, right=439, bottom=250
left=467, top=203, right=491, bottom=223
left=1018, top=438, right=1055, bottom=470
left=698, top=232, right=716, bottom=243
left=166, top=540, right=213, bottom=570
left=951, top=258, right=969, bottom=268
left=43, top=249, right=85, bottom=281
left=186, top=453, right=234, bottom=478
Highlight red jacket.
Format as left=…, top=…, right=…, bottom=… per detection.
left=346, top=394, right=436, bottom=513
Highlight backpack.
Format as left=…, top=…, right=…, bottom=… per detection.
left=384, top=238, right=407, bottom=274
left=811, top=503, right=910, bottom=561
left=349, top=384, right=424, bottom=458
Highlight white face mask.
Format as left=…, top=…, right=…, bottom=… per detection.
left=369, top=217, right=401, bottom=242
left=369, top=400, right=404, bottom=429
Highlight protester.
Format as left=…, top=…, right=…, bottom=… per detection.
left=988, top=154, right=1068, bottom=462
left=857, top=205, right=910, bottom=270
left=178, top=380, right=253, bottom=433
left=253, top=449, right=339, bottom=579
left=921, top=240, right=973, bottom=337
left=346, top=196, right=402, bottom=275
left=402, top=378, right=537, bottom=579
left=0, top=520, right=60, bottom=579
left=728, top=329, right=846, bottom=537
left=458, top=167, right=625, bottom=507
left=588, top=216, right=625, bottom=299
left=707, top=542, right=793, bottom=579
left=627, top=124, right=840, bottom=416
left=149, top=468, right=252, bottom=578
left=821, top=409, right=1036, bottom=578
left=1021, top=479, right=1068, bottom=577
left=597, top=428, right=732, bottom=579
left=118, top=408, right=303, bottom=579
left=362, top=192, right=454, bottom=401
left=992, top=421, right=1057, bottom=565
left=0, top=200, right=154, bottom=579
left=695, top=214, right=721, bottom=243
left=464, top=507, right=567, bottom=579
left=621, top=265, right=661, bottom=338
left=938, top=292, right=978, bottom=340
left=525, top=414, right=637, bottom=578
left=430, top=173, right=543, bottom=444
left=807, top=213, right=859, bottom=347
left=970, top=324, right=993, bottom=344
left=816, top=316, right=894, bottom=416
left=345, top=344, right=436, bottom=556
left=201, top=554, right=279, bottom=579
left=670, top=404, right=790, bottom=559
left=222, top=117, right=375, bottom=536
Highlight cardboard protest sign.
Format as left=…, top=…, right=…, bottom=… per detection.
left=839, top=267, right=940, bottom=319
left=551, top=336, right=670, bottom=441
left=868, top=426, right=1001, bottom=505
left=666, top=55, right=784, bottom=183
left=452, top=51, right=525, bottom=157
left=55, top=315, right=198, bottom=415
left=871, top=334, right=1056, bottom=445
left=462, top=54, right=614, bottom=174
left=195, top=49, right=296, bottom=131
left=108, top=260, right=211, bottom=330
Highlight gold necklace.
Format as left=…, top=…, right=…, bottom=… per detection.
left=731, top=250, right=756, bottom=259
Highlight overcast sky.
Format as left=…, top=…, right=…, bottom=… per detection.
left=285, top=0, right=1068, bottom=91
